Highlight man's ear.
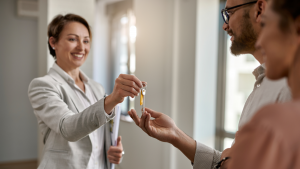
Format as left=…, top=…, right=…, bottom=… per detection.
left=49, top=37, right=56, bottom=48
left=254, top=0, right=266, bottom=23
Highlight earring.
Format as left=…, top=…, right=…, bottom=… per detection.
left=53, top=47, right=55, bottom=50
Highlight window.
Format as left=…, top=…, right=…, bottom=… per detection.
left=109, top=1, right=136, bottom=122
left=223, top=36, right=259, bottom=149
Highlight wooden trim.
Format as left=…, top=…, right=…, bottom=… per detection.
left=0, top=159, right=37, bottom=169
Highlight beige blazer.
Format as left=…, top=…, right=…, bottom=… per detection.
left=28, top=67, right=114, bottom=169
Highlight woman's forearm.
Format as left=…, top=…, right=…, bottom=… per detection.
left=104, top=95, right=118, bottom=114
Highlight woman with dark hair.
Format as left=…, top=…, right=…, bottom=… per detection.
left=28, top=14, right=144, bottom=169
left=222, top=0, right=300, bottom=168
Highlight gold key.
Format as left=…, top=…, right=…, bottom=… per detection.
left=140, top=90, right=144, bottom=105
left=140, top=83, right=147, bottom=113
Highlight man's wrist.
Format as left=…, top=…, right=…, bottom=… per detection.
left=171, top=128, right=196, bottom=163
left=171, top=127, right=185, bottom=147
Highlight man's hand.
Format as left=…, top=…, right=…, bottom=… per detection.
left=221, top=148, right=231, bottom=160
left=105, top=74, right=144, bottom=113
left=220, top=131, right=238, bottom=168
left=128, top=108, right=179, bottom=144
left=128, top=108, right=197, bottom=162
left=107, top=136, right=123, bottom=164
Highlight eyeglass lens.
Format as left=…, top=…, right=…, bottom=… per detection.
left=222, top=11, right=229, bottom=24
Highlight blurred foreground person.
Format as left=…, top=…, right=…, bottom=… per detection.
left=224, top=0, right=300, bottom=168
left=128, top=0, right=291, bottom=168
left=28, top=14, right=143, bottom=169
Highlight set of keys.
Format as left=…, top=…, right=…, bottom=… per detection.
left=140, top=82, right=147, bottom=113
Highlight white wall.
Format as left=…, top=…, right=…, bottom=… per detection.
left=118, top=0, right=200, bottom=168
left=0, top=0, right=38, bottom=162
left=117, top=1, right=174, bottom=168
left=93, top=0, right=112, bottom=92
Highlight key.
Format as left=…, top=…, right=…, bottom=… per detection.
left=140, top=83, right=147, bottom=113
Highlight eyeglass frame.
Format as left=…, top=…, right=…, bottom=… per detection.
left=221, top=1, right=258, bottom=24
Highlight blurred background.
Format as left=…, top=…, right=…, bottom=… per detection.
left=0, top=0, right=260, bottom=168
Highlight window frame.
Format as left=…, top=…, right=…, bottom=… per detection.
left=215, top=0, right=236, bottom=151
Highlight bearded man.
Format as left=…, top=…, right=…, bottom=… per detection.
left=128, top=0, right=291, bottom=169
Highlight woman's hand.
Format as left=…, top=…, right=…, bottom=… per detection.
left=107, top=136, right=123, bottom=164
left=105, top=74, right=144, bottom=113
left=111, top=74, right=143, bottom=103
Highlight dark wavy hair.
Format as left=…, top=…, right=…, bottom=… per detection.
left=47, top=14, right=92, bottom=59
left=271, top=0, right=300, bottom=32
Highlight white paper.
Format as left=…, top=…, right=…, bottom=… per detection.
left=111, top=104, right=121, bottom=146
left=110, top=104, right=121, bottom=169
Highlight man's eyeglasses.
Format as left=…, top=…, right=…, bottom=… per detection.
left=221, top=1, right=258, bottom=24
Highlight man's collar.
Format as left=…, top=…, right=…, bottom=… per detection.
left=252, top=63, right=265, bottom=80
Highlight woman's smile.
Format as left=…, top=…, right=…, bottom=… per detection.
left=71, top=53, right=85, bottom=60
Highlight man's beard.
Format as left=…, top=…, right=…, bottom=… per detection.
left=230, top=12, right=257, bottom=56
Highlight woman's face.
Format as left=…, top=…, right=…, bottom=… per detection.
left=255, top=2, right=298, bottom=80
left=52, top=21, right=90, bottom=70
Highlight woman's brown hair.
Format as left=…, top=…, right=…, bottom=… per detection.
left=271, top=0, right=300, bottom=32
left=47, top=14, right=92, bottom=59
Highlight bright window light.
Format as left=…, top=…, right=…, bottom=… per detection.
left=130, top=25, right=137, bottom=43
left=130, top=53, right=136, bottom=73
left=120, top=16, right=128, bottom=25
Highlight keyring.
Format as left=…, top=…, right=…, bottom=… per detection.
left=140, top=82, right=147, bottom=113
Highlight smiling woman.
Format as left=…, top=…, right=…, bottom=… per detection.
left=49, top=21, right=91, bottom=90
left=28, top=14, right=145, bottom=169
left=47, top=14, right=92, bottom=59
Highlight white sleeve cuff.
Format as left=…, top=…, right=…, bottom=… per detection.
left=104, top=107, right=115, bottom=122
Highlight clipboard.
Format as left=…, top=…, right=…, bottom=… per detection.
left=110, top=104, right=121, bottom=169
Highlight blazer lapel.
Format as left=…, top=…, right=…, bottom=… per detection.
left=87, top=81, right=104, bottom=101
left=48, top=68, right=85, bottom=113
left=63, top=84, right=86, bottom=113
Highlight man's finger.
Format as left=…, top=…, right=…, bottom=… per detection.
left=128, top=109, right=140, bottom=126
left=140, top=112, right=148, bottom=133
left=145, top=108, right=161, bottom=118
left=145, top=112, right=153, bottom=137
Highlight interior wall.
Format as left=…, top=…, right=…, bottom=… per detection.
left=93, top=0, right=111, bottom=91
left=118, top=0, right=198, bottom=169
left=117, top=0, right=174, bottom=168
left=0, top=0, right=38, bottom=163
left=170, top=0, right=198, bottom=168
